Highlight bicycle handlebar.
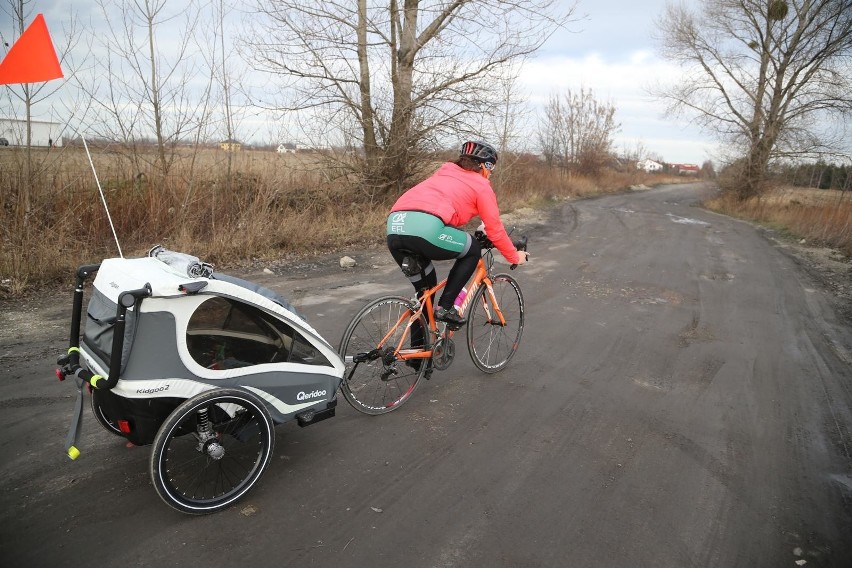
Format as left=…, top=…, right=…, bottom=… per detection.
left=475, top=230, right=529, bottom=270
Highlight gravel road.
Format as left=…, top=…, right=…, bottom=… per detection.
left=1, top=182, right=850, bottom=568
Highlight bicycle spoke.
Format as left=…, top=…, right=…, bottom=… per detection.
left=467, top=274, right=524, bottom=373
left=339, top=297, right=429, bottom=414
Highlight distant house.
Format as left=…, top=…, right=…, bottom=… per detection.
left=277, top=143, right=296, bottom=154
left=220, top=138, right=242, bottom=152
left=672, top=163, right=700, bottom=175
left=637, top=159, right=663, bottom=173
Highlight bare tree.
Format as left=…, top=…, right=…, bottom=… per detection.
left=483, top=63, right=532, bottom=194
left=619, top=139, right=650, bottom=166
left=84, top=0, right=206, bottom=178
left=1, top=0, right=84, bottom=217
left=537, top=87, right=621, bottom=176
left=655, top=0, right=852, bottom=199
left=191, top=0, right=248, bottom=199
left=244, top=0, right=576, bottom=196
left=537, top=93, right=566, bottom=170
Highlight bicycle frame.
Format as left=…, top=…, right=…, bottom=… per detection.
left=339, top=232, right=526, bottom=414
left=377, top=252, right=509, bottom=365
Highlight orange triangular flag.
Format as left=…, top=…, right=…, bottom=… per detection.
left=0, top=14, right=64, bottom=85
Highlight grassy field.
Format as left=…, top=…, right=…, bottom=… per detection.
left=3, top=145, right=848, bottom=296
left=704, top=186, right=852, bottom=256
left=1, top=145, right=677, bottom=295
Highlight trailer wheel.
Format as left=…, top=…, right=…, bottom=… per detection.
left=150, top=388, right=274, bottom=515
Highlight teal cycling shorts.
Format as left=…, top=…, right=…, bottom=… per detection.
left=386, top=211, right=470, bottom=255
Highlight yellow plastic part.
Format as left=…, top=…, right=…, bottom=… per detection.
left=67, top=446, right=80, bottom=460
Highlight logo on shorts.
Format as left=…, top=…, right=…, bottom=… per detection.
left=439, top=233, right=463, bottom=246
left=390, top=212, right=407, bottom=233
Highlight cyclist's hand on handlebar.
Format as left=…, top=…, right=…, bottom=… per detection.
left=508, top=235, right=529, bottom=269
left=474, top=229, right=492, bottom=249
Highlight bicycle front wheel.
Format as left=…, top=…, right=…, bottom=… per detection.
left=466, top=274, right=525, bottom=373
left=338, top=296, right=431, bottom=415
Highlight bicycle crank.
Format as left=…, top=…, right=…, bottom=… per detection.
left=431, top=337, right=455, bottom=371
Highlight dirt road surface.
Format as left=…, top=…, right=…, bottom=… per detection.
left=1, top=183, right=850, bottom=567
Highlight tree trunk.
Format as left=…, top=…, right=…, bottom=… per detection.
left=148, top=14, right=168, bottom=177
left=220, top=0, right=234, bottom=195
left=381, top=0, right=418, bottom=196
left=740, top=137, right=773, bottom=200
left=22, top=86, right=32, bottom=220
left=358, top=0, right=380, bottom=179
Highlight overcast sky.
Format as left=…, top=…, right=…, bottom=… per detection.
left=5, top=0, right=716, bottom=165
left=522, top=0, right=716, bottom=165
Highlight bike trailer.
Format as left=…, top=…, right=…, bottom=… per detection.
left=60, top=247, right=344, bottom=447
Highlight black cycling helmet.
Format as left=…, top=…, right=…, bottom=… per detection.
left=459, top=140, right=498, bottom=168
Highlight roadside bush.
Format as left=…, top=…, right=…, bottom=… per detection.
left=0, top=146, right=685, bottom=295
left=705, top=188, right=852, bottom=256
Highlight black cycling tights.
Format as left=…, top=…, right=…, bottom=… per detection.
left=387, top=233, right=481, bottom=310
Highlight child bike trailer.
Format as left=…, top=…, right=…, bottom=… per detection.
left=56, top=247, right=344, bottom=514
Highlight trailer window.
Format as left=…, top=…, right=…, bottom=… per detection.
left=186, top=296, right=331, bottom=369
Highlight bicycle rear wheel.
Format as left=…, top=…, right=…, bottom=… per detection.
left=338, top=296, right=431, bottom=415
left=466, top=274, right=524, bottom=373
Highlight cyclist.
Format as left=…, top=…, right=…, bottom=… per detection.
left=386, top=140, right=529, bottom=328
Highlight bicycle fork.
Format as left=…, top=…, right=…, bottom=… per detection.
left=458, top=279, right=507, bottom=327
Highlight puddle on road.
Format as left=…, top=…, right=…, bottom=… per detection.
left=666, top=213, right=710, bottom=226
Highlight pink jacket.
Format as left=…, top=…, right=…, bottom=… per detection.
left=390, top=162, right=519, bottom=264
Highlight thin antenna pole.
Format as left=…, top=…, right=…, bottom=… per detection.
left=82, top=136, right=123, bottom=258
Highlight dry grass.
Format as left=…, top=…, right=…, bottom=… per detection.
left=1, top=145, right=688, bottom=295
left=704, top=186, right=852, bottom=256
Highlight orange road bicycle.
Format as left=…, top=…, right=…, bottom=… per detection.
left=338, top=231, right=527, bottom=414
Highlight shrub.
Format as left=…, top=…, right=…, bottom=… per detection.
left=0, top=146, right=691, bottom=295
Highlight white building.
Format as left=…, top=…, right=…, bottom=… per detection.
left=636, top=159, right=663, bottom=173
left=0, top=118, right=63, bottom=147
